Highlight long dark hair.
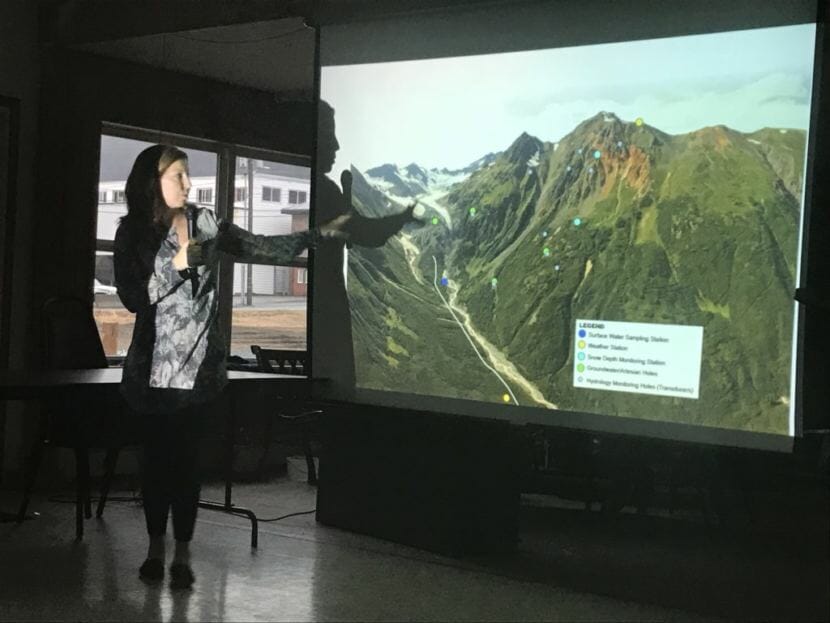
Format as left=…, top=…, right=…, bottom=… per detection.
left=121, top=144, right=188, bottom=232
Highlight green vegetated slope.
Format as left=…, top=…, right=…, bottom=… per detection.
left=346, top=168, right=537, bottom=406
left=347, top=112, right=805, bottom=434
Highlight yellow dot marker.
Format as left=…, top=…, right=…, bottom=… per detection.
left=635, top=117, right=644, bottom=127
left=578, top=340, right=586, bottom=349
left=502, top=394, right=511, bottom=403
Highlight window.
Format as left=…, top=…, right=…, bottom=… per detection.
left=262, top=186, right=281, bottom=202
left=231, top=157, right=310, bottom=357
left=93, top=127, right=309, bottom=361
left=288, top=190, right=307, bottom=204
left=94, top=131, right=217, bottom=358
left=197, top=187, right=214, bottom=204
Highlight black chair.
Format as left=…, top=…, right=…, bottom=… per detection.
left=250, top=346, right=319, bottom=484
left=17, top=296, right=131, bottom=539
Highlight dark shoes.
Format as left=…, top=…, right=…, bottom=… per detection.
left=169, top=563, right=195, bottom=590
left=140, top=559, right=195, bottom=589
left=139, top=558, right=165, bottom=583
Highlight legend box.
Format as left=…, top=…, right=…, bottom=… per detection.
left=573, top=319, right=703, bottom=399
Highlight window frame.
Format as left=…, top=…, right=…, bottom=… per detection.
left=262, top=185, right=282, bottom=203
left=94, top=122, right=311, bottom=363
left=197, top=187, right=215, bottom=204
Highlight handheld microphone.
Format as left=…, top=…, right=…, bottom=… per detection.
left=184, top=204, right=198, bottom=296
left=185, top=203, right=196, bottom=240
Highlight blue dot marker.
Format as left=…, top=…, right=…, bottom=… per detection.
left=593, top=150, right=601, bottom=159
left=578, top=329, right=586, bottom=338
left=440, top=277, right=449, bottom=286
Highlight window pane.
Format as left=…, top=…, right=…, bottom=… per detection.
left=94, top=133, right=217, bottom=357
left=231, top=157, right=310, bottom=357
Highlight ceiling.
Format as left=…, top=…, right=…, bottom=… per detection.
left=47, top=0, right=520, bottom=98
left=76, top=18, right=317, bottom=99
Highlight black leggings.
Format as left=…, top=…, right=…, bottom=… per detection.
left=140, top=407, right=203, bottom=542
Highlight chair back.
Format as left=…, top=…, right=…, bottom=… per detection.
left=41, top=297, right=132, bottom=448
left=250, top=345, right=308, bottom=375
left=42, top=296, right=108, bottom=370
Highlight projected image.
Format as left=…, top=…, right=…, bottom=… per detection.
left=319, top=24, right=815, bottom=435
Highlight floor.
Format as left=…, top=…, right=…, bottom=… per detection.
left=0, top=465, right=713, bottom=622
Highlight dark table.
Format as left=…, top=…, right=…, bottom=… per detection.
left=0, top=368, right=311, bottom=547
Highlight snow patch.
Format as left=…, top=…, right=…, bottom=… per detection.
left=526, top=149, right=540, bottom=168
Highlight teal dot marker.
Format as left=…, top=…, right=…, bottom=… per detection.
left=431, top=216, right=439, bottom=225
left=593, top=150, right=601, bottom=159
left=573, top=217, right=582, bottom=227
left=543, top=247, right=551, bottom=257
left=578, top=352, right=586, bottom=361
left=469, top=207, right=476, bottom=216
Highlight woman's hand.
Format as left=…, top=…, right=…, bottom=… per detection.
left=319, top=213, right=353, bottom=241
left=404, top=201, right=425, bottom=225
left=172, top=240, right=189, bottom=271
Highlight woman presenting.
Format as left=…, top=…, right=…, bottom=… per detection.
left=114, top=144, right=349, bottom=589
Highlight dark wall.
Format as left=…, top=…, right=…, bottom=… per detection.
left=800, top=10, right=830, bottom=435
left=0, top=1, right=39, bottom=480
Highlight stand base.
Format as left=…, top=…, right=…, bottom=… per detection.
left=197, top=500, right=258, bottom=548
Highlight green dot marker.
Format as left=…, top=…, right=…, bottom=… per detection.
left=577, top=363, right=585, bottom=373
left=431, top=216, right=439, bottom=225
left=469, top=207, right=477, bottom=216
left=491, top=278, right=498, bottom=286
left=543, top=247, right=551, bottom=257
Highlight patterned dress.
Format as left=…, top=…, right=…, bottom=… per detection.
left=114, top=207, right=317, bottom=414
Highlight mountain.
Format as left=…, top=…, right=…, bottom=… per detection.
left=364, top=152, right=503, bottom=202
left=346, top=112, right=806, bottom=435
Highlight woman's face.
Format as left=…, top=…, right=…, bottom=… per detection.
left=159, top=158, right=191, bottom=209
